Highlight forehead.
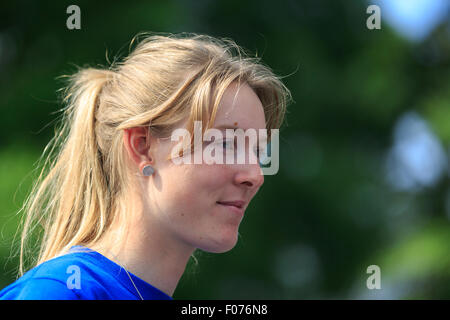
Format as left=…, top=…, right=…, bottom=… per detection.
left=213, top=82, right=266, bottom=130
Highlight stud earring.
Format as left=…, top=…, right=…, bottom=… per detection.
left=142, top=165, right=155, bottom=176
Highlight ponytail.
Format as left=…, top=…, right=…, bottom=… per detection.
left=17, top=68, right=113, bottom=276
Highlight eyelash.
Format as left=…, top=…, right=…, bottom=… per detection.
left=221, top=139, right=262, bottom=157
left=222, top=140, right=234, bottom=149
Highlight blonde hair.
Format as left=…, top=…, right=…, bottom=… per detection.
left=14, top=32, right=292, bottom=277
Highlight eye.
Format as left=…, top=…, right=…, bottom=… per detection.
left=222, top=139, right=235, bottom=150
left=256, top=145, right=269, bottom=167
left=253, top=147, right=260, bottom=158
left=253, top=146, right=264, bottom=158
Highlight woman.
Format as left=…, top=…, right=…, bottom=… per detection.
left=0, top=32, right=291, bottom=299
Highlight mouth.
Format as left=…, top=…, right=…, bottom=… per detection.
left=216, top=200, right=246, bottom=216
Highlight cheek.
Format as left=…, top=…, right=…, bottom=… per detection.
left=154, top=164, right=242, bottom=252
left=161, top=164, right=232, bottom=212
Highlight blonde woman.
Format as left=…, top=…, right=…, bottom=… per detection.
left=0, top=33, right=291, bottom=300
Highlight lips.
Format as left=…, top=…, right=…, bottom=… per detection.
left=216, top=200, right=246, bottom=209
left=216, top=200, right=247, bottom=217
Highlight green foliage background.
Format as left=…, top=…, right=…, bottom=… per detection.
left=0, top=0, right=449, bottom=299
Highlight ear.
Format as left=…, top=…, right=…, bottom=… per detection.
left=123, top=127, right=154, bottom=171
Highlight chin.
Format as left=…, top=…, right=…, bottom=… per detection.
left=199, top=231, right=239, bottom=253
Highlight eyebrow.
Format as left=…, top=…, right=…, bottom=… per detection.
left=212, top=124, right=269, bottom=143
left=213, top=124, right=242, bottom=130
left=213, top=124, right=267, bottom=132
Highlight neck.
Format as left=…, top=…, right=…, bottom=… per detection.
left=91, top=204, right=195, bottom=297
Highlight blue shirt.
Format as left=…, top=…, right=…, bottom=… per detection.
left=0, top=245, right=173, bottom=300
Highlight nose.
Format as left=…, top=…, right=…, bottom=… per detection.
left=234, top=162, right=265, bottom=189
